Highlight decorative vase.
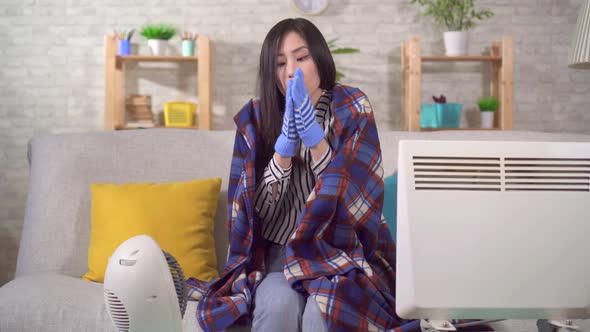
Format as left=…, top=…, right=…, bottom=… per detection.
left=148, top=39, right=168, bottom=56
left=443, top=31, right=469, bottom=56
left=480, top=111, right=495, bottom=128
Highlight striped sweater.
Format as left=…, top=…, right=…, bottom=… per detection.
left=255, top=91, right=333, bottom=245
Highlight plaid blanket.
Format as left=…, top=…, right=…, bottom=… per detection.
left=186, top=84, right=490, bottom=332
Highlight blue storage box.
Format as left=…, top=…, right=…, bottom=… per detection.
left=420, top=103, right=462, bottom=128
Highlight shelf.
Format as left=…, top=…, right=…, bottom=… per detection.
left=420, top=127, right=501, bottom=131
left=116, top=55, right=199, bottom=62
left=422, top=55, right=502, bottom=62
left=115, top=125, right=199, bottom=130
left=104, top=35, right=212, bottom=130
left=401, top=36, right=513, bottom=132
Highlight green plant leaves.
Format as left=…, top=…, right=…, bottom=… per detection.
left=140, top=23, right=176, bottom=40
left=331, top=47, right=360, bottom=55
left=328, top=38, right=360, bottom=82
left=477, top=96, right=500, bottom=111
left=409, top=0, right=494, bottom=31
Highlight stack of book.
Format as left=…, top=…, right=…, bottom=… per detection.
left=125, top=94, right=154, bottom=127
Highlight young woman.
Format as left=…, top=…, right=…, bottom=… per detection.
left=187, top=18, right=419, bottom=332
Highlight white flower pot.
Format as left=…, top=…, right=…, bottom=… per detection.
left=443, top=31, right=469, bottom=56
left=480, top=111, right=495, bottom=128
left=148, top=39, right=168, bottom=56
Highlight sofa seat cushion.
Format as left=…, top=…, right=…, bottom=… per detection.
left=0, top=274, right=552, bottom=332
left=0, top=274, right=116, bottom=331
left=0, top=274, right=251, bottom=332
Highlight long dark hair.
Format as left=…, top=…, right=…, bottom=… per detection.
left=255, top=18, right=336, bottom=179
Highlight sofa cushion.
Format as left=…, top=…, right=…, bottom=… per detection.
left=0, top=274, right=116, bottom=331
left=0, top=274, right=574, bottom=332
left=84, top=178, right=221, bottom=283
left=383, top=172, right=398, bottom=243
left=0, top=274, right=252, bottom=332
left=17, top=129, right=235, bottom=279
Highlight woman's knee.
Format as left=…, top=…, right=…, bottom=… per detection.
left=252, top=273, right=306, bottom=331
left=302, top=296, right=328, bottom=332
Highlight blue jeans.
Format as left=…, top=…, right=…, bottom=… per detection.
left=251, top=241, right=328, bottom=332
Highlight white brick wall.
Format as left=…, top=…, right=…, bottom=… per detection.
left=1, top=0, right=589, bottom=290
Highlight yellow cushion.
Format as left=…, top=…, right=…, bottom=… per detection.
left=83, top=178, right=221, bottom=283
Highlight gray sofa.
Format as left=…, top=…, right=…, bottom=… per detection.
left=1, top=128, right=589, bottom=332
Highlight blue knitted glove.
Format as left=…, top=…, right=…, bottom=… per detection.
left=274, top=80, right=299, bottom=157
left=291, top=68, right=324, bottom=148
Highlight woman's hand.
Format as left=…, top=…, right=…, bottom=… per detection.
left=291, top=68, right=325, bottom=148
left=274, top=79, right=299, bottom=158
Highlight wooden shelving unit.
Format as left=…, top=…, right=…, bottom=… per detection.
left=401, top=36, right=513, bottom=131
left=104, top=35, right=212, bottom=130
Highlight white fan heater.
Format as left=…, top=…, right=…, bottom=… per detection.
left=104, top=235, right=187, bottom=332
left=395, top=140, right=590, bottom=331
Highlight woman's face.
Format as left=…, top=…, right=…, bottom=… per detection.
left=276, top=31, right=321, bottom=102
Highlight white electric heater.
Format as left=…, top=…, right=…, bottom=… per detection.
left=395, top=140, right=590, bottom=331
left=104, top=235, right=187, bottom=332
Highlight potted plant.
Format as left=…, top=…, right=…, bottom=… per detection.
left=477, top=96, right=499, bottom=128
left=140, top=23, right=176, bottom=56
left=409, top=0, right=494, bottom=56
left=327, top=38, right=360, bottom=81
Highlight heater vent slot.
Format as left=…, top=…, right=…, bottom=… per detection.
left=163, top=250, right=188, bottom=318
left=504, top=158, right=590, bottom=192
left=413, top=156, right=501, bottom=191
left=104, top=289, right=130, bottom=332
left=412, top=156, right=590, bottom=192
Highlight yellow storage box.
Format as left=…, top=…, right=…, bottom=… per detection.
left=164, top=102, right=196, bottom=127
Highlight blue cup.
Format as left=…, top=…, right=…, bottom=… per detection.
left=117, top=39, right=131, bottom=56
left=182, top=40, right=195, bottom=56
